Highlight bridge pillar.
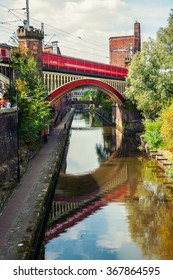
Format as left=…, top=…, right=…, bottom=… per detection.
left=17, top=26, right=44, bottom=73
left=112, top=104, right=116, bottom=125
left=115, top=104, right=123, bottom=131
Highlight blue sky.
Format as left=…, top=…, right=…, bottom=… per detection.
left=0, top=0, right=172, bottom=63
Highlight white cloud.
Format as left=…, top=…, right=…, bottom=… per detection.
left=96, top=204, right=131, bottom=250
left=66, top=129, right=103, bottom=174
left=97, top=230, right=131, bottom=250
left=0, top=0, right=172, bottom=63
left=62, top=222, right=87, bottom=241
left=65, top=0, right=126, bottom=13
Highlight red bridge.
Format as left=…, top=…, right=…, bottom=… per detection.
left=0, top=46, right=128, bottom=80
left=0, top=43, right=128, bottom=106
left=42, top=52, right=128, bottom=80
left=0, top=41, right=128, bottom=128
left=42, top=52, right=128, bottom=107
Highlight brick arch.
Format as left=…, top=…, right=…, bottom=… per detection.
left=47, top=78, right=125, bottom=105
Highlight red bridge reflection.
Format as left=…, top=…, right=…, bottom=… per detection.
left=45, top=181, right=128, bottom=242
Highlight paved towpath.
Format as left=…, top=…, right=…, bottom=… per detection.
left=0, top=110, right=73, bottom=259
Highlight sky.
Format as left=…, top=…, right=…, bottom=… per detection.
left=0, top=0, right=172, bottom=63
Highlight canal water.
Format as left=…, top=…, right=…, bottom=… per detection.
left=44, top=112, right=173, bottom=260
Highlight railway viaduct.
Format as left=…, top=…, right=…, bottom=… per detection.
left=0, top=24, right=139, bottom=130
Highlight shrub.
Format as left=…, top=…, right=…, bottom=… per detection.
left=143, top=119, right=163, bottom=149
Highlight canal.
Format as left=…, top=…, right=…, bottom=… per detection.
left=44, top=112, right=173, bottom=260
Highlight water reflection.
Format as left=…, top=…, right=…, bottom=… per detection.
left=66, top=113, right=116, bottom=174
left=127, top=158, right=173, bottom=260
left=45, top=112, right=173, bottom=260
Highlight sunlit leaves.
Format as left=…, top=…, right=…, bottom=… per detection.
left=161, top=101, right=173, bottom=149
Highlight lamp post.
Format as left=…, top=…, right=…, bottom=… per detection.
left=8, top=55, right=12, bottom=104
left=16, top=89, right=20, bottom=182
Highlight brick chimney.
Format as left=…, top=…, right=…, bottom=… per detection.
left=134, top=21, right=141, bottom=53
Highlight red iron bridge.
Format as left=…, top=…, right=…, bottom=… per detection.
left=42, top=52, right=128, bottom=105
left=0, top=45, right=128, bottom=105
left=42, top=52, right=128, bottom=79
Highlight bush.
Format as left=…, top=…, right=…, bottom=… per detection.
left=143, top=119, right=163, bottom=149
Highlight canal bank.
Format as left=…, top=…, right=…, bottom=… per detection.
left=0, top=109, right=74, bottom=260
left=140, top=136, right=173, bottom=183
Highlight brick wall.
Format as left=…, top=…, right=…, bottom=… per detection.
left=109, top=22, right=141, bottom=68
left=17, top=27, right=44, bottom=72
left=0, top=109, right=17, bottom=165
left=109, top=36, right=135, bottom=68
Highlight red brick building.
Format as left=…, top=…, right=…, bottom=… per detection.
left=17, top=26, right=44, bottom=72
left=109, top=22, right=141, bottom=68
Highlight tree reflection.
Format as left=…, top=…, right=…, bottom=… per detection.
left=95, top=144, right=108, bottom=164
left=127, top=200, right=173, bottom=259
left=127, top=158, right=173, bottom=260
left=95, top=127, right=114, bottom=164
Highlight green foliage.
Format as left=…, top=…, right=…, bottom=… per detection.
left=143, top=119, right=163, bottom=149
left=125, top=9, right=173, bottom=120
left=125, top=98, right=138, bottom=110
left=81, top=88, right=113, bottom=117
left=6, top=48, right=50, bottom=144
left=93, top=89, right=113, bottom=115
left=169, top=169, right=173, bottom=181
left=81, top=89, right=96, bottom=101
left=160, top=101, right=173, bottom=148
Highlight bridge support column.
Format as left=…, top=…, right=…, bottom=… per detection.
left=115, top=104, right=144, bottom=135
left=115, top=104, right=123, bottom=131
left=112, top=104, right=116, bottom=125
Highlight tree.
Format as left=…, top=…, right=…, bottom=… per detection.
left=125, top=9, right=173, bottom=120
left=6, top=48, right=50, bottom=144
left=81, top=88, right=113, bottom=117
left=157, top=9, right=173, bottom=69
left=81, top=89, right=96, bottom=101
left=93, top=89, right=113, bottom=116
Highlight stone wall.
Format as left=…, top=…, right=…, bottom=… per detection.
left=0, top=109, right=17, bottom=210
left=0, top=109, right=17, bottom=165
left=0, top=108, right=43, bottom=211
